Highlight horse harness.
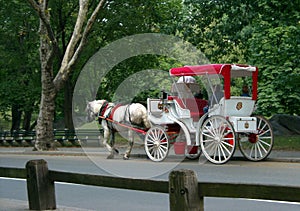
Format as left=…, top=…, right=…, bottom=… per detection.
left=98, top=100, right=109, bottom=124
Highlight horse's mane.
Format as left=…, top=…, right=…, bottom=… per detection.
left=89, top=100, right=110, bottom=113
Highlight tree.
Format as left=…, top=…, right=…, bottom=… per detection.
left=248, top=0, right=300, bottom=116
left=180, top=0, right=257, bottom=63
left=27, top=0, right=106, bottom=150
left=89, top=0, right=183, bottom=101
left=48, top=0, right=183, bottom=130
left=179, top=0, right=300, bottom=116
left=0, top=0, right=40, bottom=131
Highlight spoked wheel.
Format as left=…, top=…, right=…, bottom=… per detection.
left=238, top=115, right=274, bottom=161
left=200, top=115, right=236, bottom=164
left=144, top=126, right=169, bottom=162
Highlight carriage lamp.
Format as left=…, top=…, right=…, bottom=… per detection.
left=161, top=90, right=168, bottom=100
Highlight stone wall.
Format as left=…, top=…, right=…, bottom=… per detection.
left=269, top=114, right=300, bottom=136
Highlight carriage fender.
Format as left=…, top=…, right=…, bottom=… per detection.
left=167, top=115, right=192, bottom=146
left=195, top=113, right=209, bottom=146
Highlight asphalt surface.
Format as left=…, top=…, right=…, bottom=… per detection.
left=1, top=146, right=299, bottom=210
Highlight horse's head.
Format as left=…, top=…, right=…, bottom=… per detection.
left=85, top=100, right=106, bottom=122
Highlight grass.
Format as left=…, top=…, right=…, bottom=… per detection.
left=273, top=135, right=300, bottom=151
left=77, top=121, right=100, bottom=130
left=77, top=122, right=139, bottom=146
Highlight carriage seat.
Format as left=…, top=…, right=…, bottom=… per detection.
left=172, top=96, right=208, bottom=121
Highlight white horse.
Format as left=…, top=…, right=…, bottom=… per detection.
left=86, top=100, right=151, bottom=159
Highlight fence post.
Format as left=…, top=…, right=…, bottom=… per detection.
left=169, top=169, right=203, bottom=211
left=26, top=159, right=56, bottom=210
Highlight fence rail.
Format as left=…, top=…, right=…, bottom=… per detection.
left=0, top=160, right=300, bottom=210
left=50, top=170, right=169, bottom=193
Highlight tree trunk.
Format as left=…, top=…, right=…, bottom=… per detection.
left=35, top=89, right=56, bottom=150
left=11, top=104, right=22, bottom=132
left=23, top=109, right=32, bottom=131
left=64, top=79, right=75, bottom=131
left=34, top=0, right=57, bottom=151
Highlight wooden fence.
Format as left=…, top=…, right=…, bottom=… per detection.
left=0, top=159, right=300, bottom=210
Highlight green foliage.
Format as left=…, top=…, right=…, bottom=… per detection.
left=83, top=0, right=184, bottom=103
left=0, top=0, right=40, bottom=128
left=248, top=0, right=300, bottom=115
left=180, top=0, right=256, bottom=63
left=97, top=55, right=181, bottom=104
left=1, top=0, right=299, bottom=129
left=179, top=0, right=300, bottom=116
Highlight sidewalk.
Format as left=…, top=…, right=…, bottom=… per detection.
left=0, top=146, right=299, bottom=162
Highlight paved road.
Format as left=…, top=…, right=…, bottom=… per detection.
left=0, top=148, right=300, bottom=210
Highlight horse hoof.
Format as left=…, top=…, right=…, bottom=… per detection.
left=114, top=148, right=119, bottom=154
left=107, top=154, right=114, bottom=159
left=123, top=155, right=130, bottom=160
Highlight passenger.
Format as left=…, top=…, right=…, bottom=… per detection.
left=172, top=76, right=196, bottom=98
left=177, top=76, right=196, bottom=83
left=241, top=85, right=250, bottom=97
left=194, top=92, right=203, bottom=99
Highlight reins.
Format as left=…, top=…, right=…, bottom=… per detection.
left=98, top=116, right=147, bottom=135
left=97, top=103, right=148, bottom=135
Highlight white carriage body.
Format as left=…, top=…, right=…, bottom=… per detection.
left=209, top=96, right=257, bottom=133
left=147, top=98, right=197, bottom=146
left=147, top=98, right=174, bottom=125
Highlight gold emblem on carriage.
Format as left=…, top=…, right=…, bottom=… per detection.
left=244, top=121, right=249, bottom=129
left=158, top=102, right=163, bottom=110
left=236, top=102, right=243, bottom=110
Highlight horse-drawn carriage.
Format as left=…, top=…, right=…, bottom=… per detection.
left=87, top=64, right=273, bottom=164
left=145, top=64, right=274, bottom=164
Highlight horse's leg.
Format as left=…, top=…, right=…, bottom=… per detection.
left=103, top=125, right=114, bottom=159
left=110, top=131, right=119, bottom=154
left=124, top=130, right=134, bottom=160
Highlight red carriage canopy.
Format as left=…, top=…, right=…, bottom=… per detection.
left=169, top=64, right=258, bottom=100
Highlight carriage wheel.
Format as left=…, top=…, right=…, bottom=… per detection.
left=144, top=126, right=169, bottom=162
left=200, top=115, right=236, bottom=164
left=238, top=115, right=274, bottom=161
